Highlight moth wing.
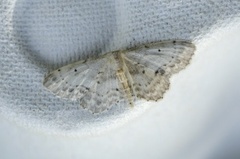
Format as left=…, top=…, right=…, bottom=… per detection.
left=123, top=40, right=195, bottom=101
left=43, top=53, right=126, bottom=114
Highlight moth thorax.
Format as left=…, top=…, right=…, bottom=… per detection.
left=116, top=69, right=127, bottom=83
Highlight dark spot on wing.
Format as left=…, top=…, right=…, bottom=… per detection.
left=74, top=69, right=77, bottom=72
left=142, top=70, right=145, bottom=74
left=97, top=81, right=100, bottom=84
left=116, top=88, right=119, bottom=91
left=69, top=88, right=74, bottom=92
left=58, top=69, right=61, bottom=72
left=160, top=69, right=165, bottom=75
left=158, top=49, right=161, bottom=52
left=173, top=40, right=176, bottom=44
left=155, top=68, right=165, bottom=75
left=86, top=87, right=90, bottom=90
left=52, top=77, right=57, bottom=81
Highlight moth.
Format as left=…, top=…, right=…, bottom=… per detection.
left=43, top=40, right=195, bottom=114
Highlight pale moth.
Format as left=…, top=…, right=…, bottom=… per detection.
left=43, top=40, right=195, bottom=114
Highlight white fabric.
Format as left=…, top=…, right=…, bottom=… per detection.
left=0, top=0, right=240, bottom=136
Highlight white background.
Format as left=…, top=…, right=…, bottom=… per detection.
left=1, top=22, right=240, bottom=159
left=1, top=1, right=240, bottom=159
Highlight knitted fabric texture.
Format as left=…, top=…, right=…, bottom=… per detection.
left=0, top=0, right=240, bottom=135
